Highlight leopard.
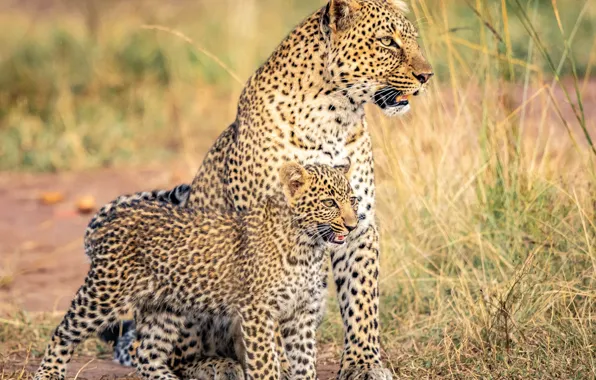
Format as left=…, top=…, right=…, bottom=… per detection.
left=34, top=162, right=358, bottom=380
left=85, top=0, right=433, bottom=379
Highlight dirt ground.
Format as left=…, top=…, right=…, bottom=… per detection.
left=5, top=355, right=339, bottom=380
left=0, top=166, right=343, bottom=379
left=0, top=167, right=183, bottom=313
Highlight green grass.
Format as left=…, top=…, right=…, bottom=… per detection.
left=1, top=0, right=595, bottom=378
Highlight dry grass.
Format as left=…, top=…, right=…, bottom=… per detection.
left=0, top=312, right=113, bottom=379
left=1, top=0, right=595, bottom=378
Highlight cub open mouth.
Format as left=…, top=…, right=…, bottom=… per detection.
left=328, top=232, right=347, bottom=245
left=373, top=87, right=411, bottom=110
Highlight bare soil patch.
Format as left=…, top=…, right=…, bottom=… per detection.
left=2, top=356, right=339, bottom=380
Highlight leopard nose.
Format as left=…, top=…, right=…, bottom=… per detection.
left=413, top=71, right=433, bottom=84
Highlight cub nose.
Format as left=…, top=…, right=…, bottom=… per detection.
left=344, top=222, right=357, bottom=232
left=413, top=71, right=434, bottom=84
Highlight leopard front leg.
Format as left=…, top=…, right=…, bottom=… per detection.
left=238, top=307, right=280, bottom=380
left=332, top=222, right=392, bottom=380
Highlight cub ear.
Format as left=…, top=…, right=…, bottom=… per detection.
left=279, top=162, right=309, bottom=197
left=333, top=157, right=352, bottom=176
left=388, top=0, right=409, bottom=13
left=326, top=0, right=361, bottom=32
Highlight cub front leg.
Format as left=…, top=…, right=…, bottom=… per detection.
left=238, top=308, right=280, bottom=380
left=133, top=311, right=185, bottom=380
left=275, top=328, right=291, bottom=380
left=280, top=308, right=319, bottom=380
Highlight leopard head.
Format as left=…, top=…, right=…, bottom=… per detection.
left=322, top=0, right=433, bottom=116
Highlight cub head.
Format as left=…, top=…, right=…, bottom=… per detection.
left=322, top=0, right=433, bottom=116
left=279, top=161, right=358, bottom=245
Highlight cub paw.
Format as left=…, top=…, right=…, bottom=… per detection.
left=184, top=357, right=244, bottom=380
left=33, top=368, right=64, bottom=380
left=338, top=366, right=393, bottom=380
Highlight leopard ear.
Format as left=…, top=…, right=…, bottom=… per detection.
left=279, top=162, right=309, bottom=198
left=326, top=0, right=361, bottom=32
left=333, top=157, right=352, bottom=176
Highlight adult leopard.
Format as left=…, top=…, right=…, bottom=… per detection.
left=88, top=0, right=432, bottom=379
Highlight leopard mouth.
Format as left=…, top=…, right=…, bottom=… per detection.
left=373, top=87, right=411, bottom=110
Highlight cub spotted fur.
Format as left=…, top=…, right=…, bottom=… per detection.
left=35, top=162, right=358, bottom=380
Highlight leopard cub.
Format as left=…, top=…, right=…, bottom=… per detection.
left=35, top=161, right=358, bottom=380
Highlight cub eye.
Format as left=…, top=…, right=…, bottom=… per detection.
left=379, top=37, right=396, bottom=48
left=350, top=197, right=358, bottom=206
left=322, top=199, right=336, bottom=208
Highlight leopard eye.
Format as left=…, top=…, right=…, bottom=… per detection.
left=350, top=197, right=358, bottom=207
left=322, top=199, right=337, bottom=208
left=379, top=37, right=395, bottom=48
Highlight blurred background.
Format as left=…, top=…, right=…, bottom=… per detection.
left=0, top=0, right=594, bottom=378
